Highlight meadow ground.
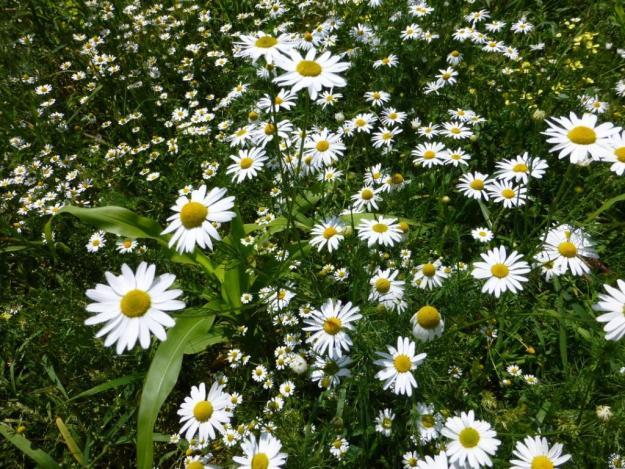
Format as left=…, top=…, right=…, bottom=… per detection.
left=2, top=0, right=625, bottom=468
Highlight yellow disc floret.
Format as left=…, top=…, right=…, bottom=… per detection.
left=180, top=201, right=208, bottom=229
left=120, top=290, right=151, bottom=318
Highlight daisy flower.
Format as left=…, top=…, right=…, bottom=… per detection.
left=443, top=148, right=471, bottom=167
left=372, top=126, right=402, bottom=148
left=413, top=259, right=449, bottom=289
left=603, top=130, right=625, bottom=175
left=373, top=54, right=399, bottom=68
left=375, top=408, right=395, bottom=436
left=273, top=49, right=349, bottom=100
left=364, top=163, right=388, bottom=186
left=472, top=227, right=493, bottom=243
left=311, top=355, right=352, bottom=389
left=375, top=337, right=426, bottom=396
left=233, top=433, right=287, bottom=469
left=235, top=32, right=295, bottom=63
left=162, top=185, right=235, bottom=253
left=257, top=88, right=297, bottom=111
left=350, top=112, right=377, bottom=133
left=357, top=216, right=403, bottom=247
left=329, top=437, right=349, bottom=459
left=417, top=122, right=440, bottom=140
left=316, top=90, right=342, bottom=108
left=177, top=382, right=231, bottom=443
left=381, top=107, right=407, bottom=126
left=85, top=262, right=184, bottom=354
left=86, top=231, right=106, bottom=252
left=412, top=142, right=446, bottom=168
left=533, top=251, right=566, bottom=281
left=447, top=50, right=463, bottom=65
left=226, top=147, right=268, bottom=183
left=441, top=121, right=473, bottom=139
left=539, top=224, right=597, bottom=276
left=543, top=112, right=620, bottom=164
left=364, top=90, right=391, bottom=106
left=351, top=186, right=381, bottom=211
left=416, top=403, right=443, bottom=443
left=415, top=451, right=449, bottom=469
left=593, top=279, right=625, bottom=341
left=309, top=217, right=345, bottom=252
left=442, top=410, right=501, bottom=468
left=457, top=172, right=491, bottom=200
left=510, top=436, right=571, bottom=469
left=303, top=299, right=362, bottom=358
left=436, top=67, right=458, bottom=87
left=304, top=128, right=345, bottom=166
left=116, top=238, right=137, bottom=253
left=472, top=246, right=530, bottom=297
left=403, top=451, right=420, bottom=469
left=252, top=119, right=293, bottom=148
left=369, top=268, right=405, bottom=306
left=487, top=180, right=527, bottom=208
left=411, top=305, right=444, bottom=342
left=494, top=152, right=548, bottom=183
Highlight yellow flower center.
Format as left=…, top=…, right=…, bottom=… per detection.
left=422, top=263, right=436, bottom=277
left=451, top=127, right=461, bottom=134
left=615, top=147, right=625, bottom=162
left=531, top=456, right=554, bottom=469
left=372, top=92, right=381, bottom=99
left=235, top=128, right=248, bottom=137
left=451, top=49, right=460, bottom=56
left=399, top=221, right=409, bottom=233
left=255, top=36, right=277, bottom=48
left=382, top=417, right=392, bottom=428
left=277, top=290, right=287, bottom=300
left=192, top=400, right=214, bottom=422
left=558, top=241, right=577, bottom=258
left=323, top=226, right=337, bottom=239
left=513, top=163, right=528, bottom=173
left=502, top=188, right=515, bottom=199
left=458, top=427, right=480, bottom=448
left=392, top=173, right=404, bottom=184
left=274, top=96, right=284, bottom=105
left=316, top=140, right=330, bottom=152
left=361, top=188, right=374, bottom=200
left=323, top=317, right=342, bottom=335
left=420, top=414, right=435, bottom=428
left=423, top=150, right=436, bottom=159
left=416, top=305, right=441, bottom=329
left=248, top=111, right=259, bottom=121
left=239, top=157, right=253, bottom=169
left=251, top=452, right=270, bottom=469
left=372, top=223, right=388, bottom=233
left=393, top=354, right=412, bottom=373
left=120, top=289, right=151, bottom=318
left=296, top=60, right=322, bottom=77
left=355, top=118, right=366, bottom=127
left=264, top=123, right=275, bottom=135
left=375, top=278, right=391, bottom=294
left=470, top=179, right=484, bottom=190
left=333, top=439, right=343, bottom=449
left=186, top=461, right=204, bottom=469
left=180, top=201, right=208, bottom=229
left=303, top=31, right=313, bottom=41
left=567, top=126, right=596, bottom=145
left=389, top=112, right=398, bottom=119
left=122, top=239, right=133, bottom=248
left=490, top=263, right=509, bottom=278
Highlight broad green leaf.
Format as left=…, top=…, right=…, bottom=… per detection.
left=56, top=205, right=164, bottom=241
left=68, top=373, right=144, bottom=402
left=0, top=424, right=60, bottom=468
left=55, top=418, right=85, bottom=467
left=136, top=317, right=215, bottom=469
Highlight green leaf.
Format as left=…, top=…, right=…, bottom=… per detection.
left=0, top=424, right=60, bottom=469
left=56, top=205, right=164, bottom=241
left=136, top=317, right=215, bottom=469
left=55, top=418, right=85, bottom=467
left=586, top=192, right=625, bottom=221
left=68, top=373, right=144, bottom=402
